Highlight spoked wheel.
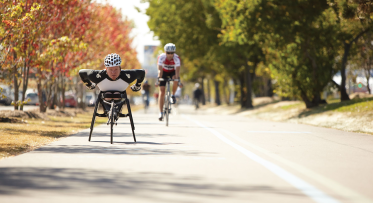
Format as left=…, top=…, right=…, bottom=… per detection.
left=126, top=98, right=137, bottom=142
left=165, top=91, right=170, bottom=127
left=89, top=116, right=96, bottom=141
left=110, top=101, right=114, bottom=144
left=89, top=98, right=99, bottom=141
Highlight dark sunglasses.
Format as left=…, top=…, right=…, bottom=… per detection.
left=166, top=52, right=175, bottom=55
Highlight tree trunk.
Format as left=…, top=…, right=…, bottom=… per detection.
left=62, top=77, right=65, bottom=110
left=214, top=80, right=221, bottom=105
left=45, top=80, right=53, bottom=111
left=13, top=62, right=19, bottom=110
left=244, top=65, right=253, bottom=108
left=367, top=75, right=371, bottom=94
left=340, top=29, right=370, bottom=100
left=20, top=64, right=29, bottom=111
left=201, top=77, right=206, bottom=105
left=267, top=79, right=273, bottom=97
left=300, top=92, right=317, bottom=108
left=366, top=58, right=372, bottom=94
left=340, top=42, right=351, bottom=101
left=37, top=69, right=46, bottom=113
left=207, top=78, right=211, bottom=103
left=223, top=80, right=229, bottom=104
left=239, top=76, right=245, bottom=108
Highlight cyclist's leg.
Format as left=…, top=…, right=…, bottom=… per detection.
left=171, top=74, right=178, bottom=95
left=159, top=86, right=166, bottom=113
left=158, top=72, right=168, bottom=113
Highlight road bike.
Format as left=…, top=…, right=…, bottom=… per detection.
left=159, top=77, right=179, bottom=126
left=89, top=90, right=136, bottom=144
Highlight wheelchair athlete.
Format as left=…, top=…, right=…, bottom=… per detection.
left=79, top=53, right=145, bottom=117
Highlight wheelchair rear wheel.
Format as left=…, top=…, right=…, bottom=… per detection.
left=110, top=101, right=114, bottom=144
left=126, top=97, right=137, bottom=142
left=89, top=98, right=99, bottom=141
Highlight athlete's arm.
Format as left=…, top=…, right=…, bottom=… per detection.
left=79, top=69, right=94, bottom=86
left=120, top=69, right=146, bottom=84
left=157, top=65, right=163, bottom=78
left=134, top=69, right=146, bottom=84
left=125, top=69, right=145, bottom=92
left=174, top=55, right=181, bottom=82
left=175, top=65, right=180, bottom=79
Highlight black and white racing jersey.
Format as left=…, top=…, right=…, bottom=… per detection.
left=79, top=69, right=145, bottom=92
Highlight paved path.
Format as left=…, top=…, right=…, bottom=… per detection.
left=0, top=105, right=38, bottom=111
left=0, top=105, right=372, bottom=203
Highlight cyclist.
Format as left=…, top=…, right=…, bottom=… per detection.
left=142, top=80, right=151, bottom=109
left=79, top=53, right=145, bottom=112
left=193, top=83, right=202, bottom=109
left=155, top=43, right=182, bottom=121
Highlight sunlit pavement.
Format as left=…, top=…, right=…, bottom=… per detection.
left=0, top=104, right=372, bottom=203
left=0, top=105, right=38, bottom=111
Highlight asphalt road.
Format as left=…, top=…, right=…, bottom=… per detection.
left=0, top=104, right=372, bottom=203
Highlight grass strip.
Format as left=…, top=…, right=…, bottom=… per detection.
left=0, top=111, right=106, bottom=160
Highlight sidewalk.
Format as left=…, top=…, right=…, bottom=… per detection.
left=197, top=97, right=373, bottom=135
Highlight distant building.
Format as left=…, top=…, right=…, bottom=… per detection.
left=143, top=45, right=158, bottom=78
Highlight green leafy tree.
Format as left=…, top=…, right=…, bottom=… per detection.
left=215, top=0, right=341, bottom=108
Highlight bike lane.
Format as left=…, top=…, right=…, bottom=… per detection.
left=0, top=106, right=368, bottom=203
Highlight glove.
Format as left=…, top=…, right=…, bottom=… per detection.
left=131, top=83, right=141, bottom=92
left=176, top=78, right=182, bottom=87
left=155, top=77, right=162, bottom=87
left=85, top=83, right=96, bottom=90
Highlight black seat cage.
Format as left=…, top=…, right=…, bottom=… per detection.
left=100, top=91, right=127, bottom=106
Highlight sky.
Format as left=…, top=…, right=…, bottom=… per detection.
left=95, top=0, right=160, bottom=64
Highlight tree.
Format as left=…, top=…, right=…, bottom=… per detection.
left=215, top=0, right=342, bottom=108
left=1, top=0, right=140, bottom=112
left=328, top=0, right=373, bottom=100
left=145, top=0, right=259, bottom=107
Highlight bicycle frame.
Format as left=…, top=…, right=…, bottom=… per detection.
left=159, top=77, right=178, bottom=126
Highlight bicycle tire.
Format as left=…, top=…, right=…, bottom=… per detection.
left=165, top=83, right=170, bottom=126
left=89, top=98, right=99, bottom=141
left=110, top=101, right=114, bottom=144
left=126, top=98, right=137, bottom=142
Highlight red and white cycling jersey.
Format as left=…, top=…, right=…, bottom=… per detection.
left=157, top=53, right=181, bottom=73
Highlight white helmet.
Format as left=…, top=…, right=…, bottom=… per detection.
left=164, top=43, right=176, bottom=52
left=104, top=53, right=122, bottom=67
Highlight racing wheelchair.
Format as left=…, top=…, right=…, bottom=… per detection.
left=89, top=90, right=136, bottom=144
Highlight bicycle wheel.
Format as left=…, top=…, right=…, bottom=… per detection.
left=165, top=85, right=170, bottom=127
left=89, top=97, right=99, bottom=141
left=110, top=101, right=114, bottom=144
left=126, top=97, right=137, bottom=142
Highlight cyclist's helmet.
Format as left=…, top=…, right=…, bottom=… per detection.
left=104, top=53, right=122, bottom=67
left=164, top=43, right=176, bottom=52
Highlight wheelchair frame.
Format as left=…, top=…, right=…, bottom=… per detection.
left=89, top=90, right=136, bottom=144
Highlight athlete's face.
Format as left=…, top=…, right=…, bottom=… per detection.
left=106, top=66, right=120, bottom=80
left=166, top=52, right=174, bottom=60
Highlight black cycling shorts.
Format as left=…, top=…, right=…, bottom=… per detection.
left=160, top=71, right=175, bottom=86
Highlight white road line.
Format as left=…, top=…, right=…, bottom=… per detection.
left=223, top=129, right=372, bottom=203
left=248, top=131, right=312, bottom=134
left=183, top=115, right=340, bottom=203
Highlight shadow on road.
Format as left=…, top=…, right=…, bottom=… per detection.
left=0, top=167, right=304, bottom=199
left=33, top=144, right=216, bottom=156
